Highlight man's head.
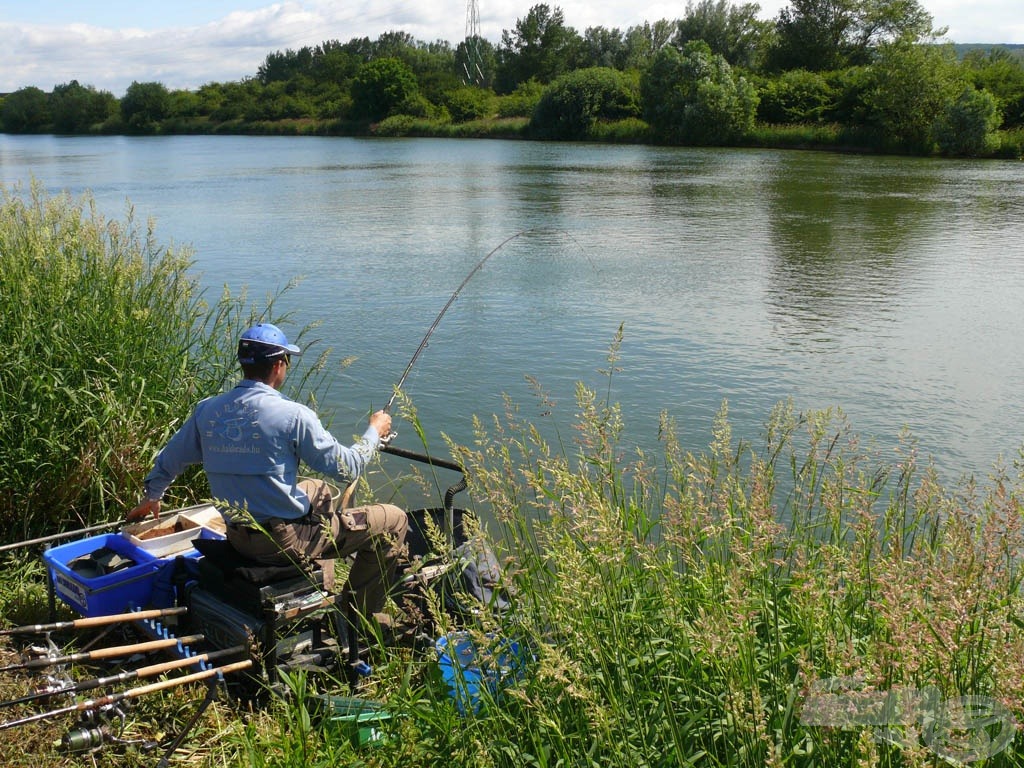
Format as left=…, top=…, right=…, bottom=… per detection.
left=237, top=323, right=302, bottom=382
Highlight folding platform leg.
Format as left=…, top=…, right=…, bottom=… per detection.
left=262, top=602, right=280, bottom=686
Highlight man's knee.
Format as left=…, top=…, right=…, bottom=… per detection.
left=365, top=503, right=407, bottom=536
left=388, top=505, right=408, bottom=535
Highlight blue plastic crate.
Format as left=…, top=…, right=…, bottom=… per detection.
left=44, top=533, right=161, bottom=617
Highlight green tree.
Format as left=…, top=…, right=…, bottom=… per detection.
left=1, top=86, right=51, bottom=132
left=350, top=33, right=459, bottom=108
left=768, top=0, right=857, bottom=70
left=933, top=86, right=1001, bottom=156
left=862, top=40, right=964, bottom=151
left=245, top=80, right=315, bottom=121
left=350, top=57, right=420, bottom=121
left=857, top=0, right=937, bottom=49
left=823, top=65, right=873, bottom=124
left=310, top=81, right=353, bottom=120
left=767, top=0, right=937, bottom=71
left=339, top=36, right=375, bottom=62
left=496, top=4, right=584, bottom=92
left=579, top=26, right=628, bottom=70
left=641, top=40, right=758, bottom=144
left=674, top=0, right=772, bottom=70
left=167, top=89, right=203, bottom=120
left=309, top=40, right=366, bottom=84
left=258, top=46, right=315, bottom=84
left=444, top=86, right=496, bottom=122
left=120, top=81, right=171, bottom=133
left=194, top=82, right=226, bottom=117
left=757, top=69, right=836, bottom=123
left=372, top=30, right=418, bottom=59
left=531, top=67, right=640, bottom=139
left=495, top=79, right=546, bottom=117
left=49, top=80, right=117, bottom=133
left=205, top=80, right=261, bottom=122
left=402, top=40, right=460, bottom=107
left=963, top=47, right=1024, bottom=128
left=622, top=20, right=676, bottom=70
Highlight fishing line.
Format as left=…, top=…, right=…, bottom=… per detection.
left=385, top=227, right=591, bottom=412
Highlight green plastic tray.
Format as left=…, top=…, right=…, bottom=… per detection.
left=311, top=695, right=392, bottom=749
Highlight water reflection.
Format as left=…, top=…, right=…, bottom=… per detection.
left=763, top=153, right=942, bottom=345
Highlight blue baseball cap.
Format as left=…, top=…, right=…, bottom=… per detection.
left=237, top=323, right=302, bottom=364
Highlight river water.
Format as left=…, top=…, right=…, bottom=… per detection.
left=2, top=134, right=1023, bottom=502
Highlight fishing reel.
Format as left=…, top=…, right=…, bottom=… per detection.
left=19, top=632, right=61, bottom=666
left=24, top=634, right=70, bottom=700
left=59, top=703, right=157, bottom=754
left=28, top=672, right=76, bottom=705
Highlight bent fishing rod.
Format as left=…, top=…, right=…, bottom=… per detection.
left=384, top=229, right=543, bottom=414
left=366, top=230, right=567, bottom=509
left=354, top=229, right=541, bottom=504
left=369, top=231, right=543, bottom=508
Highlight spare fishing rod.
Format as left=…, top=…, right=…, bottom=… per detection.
left=0, top=645, right=246, bottom=710
left=0, top=606, right=188, bottom=636
left=0, top=658, right=252, bottom=731
left=0, top=506, right=183, bottom=555
left=0, top=634, right=204, bottom=674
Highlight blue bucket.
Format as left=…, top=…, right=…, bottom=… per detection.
left=435, top=631, right=526, bottom=715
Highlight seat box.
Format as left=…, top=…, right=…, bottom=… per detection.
left=43, top=533, right=161, bottom=617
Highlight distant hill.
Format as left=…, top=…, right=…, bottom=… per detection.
left=952, top=43, right=1024, bottom=61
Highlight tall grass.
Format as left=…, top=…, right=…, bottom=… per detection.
left=0, top=183, right=329, bottom=541
left=370, top=115, right=530, bottom=139
left=335, top=334, right=1024, bottom=767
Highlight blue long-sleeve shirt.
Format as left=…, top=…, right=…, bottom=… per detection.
left=143, top=379, right=380, bottom=522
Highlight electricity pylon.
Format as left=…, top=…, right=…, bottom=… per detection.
left=463, top=0, right=484, bottom=85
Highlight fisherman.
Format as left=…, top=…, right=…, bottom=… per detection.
left=127, top=322, right=409, bottom=629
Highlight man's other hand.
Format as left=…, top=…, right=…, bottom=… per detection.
left=127, top=498, right=161, bottom=522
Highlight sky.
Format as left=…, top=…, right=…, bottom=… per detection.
left=1, top=1, right=1021, bottom=96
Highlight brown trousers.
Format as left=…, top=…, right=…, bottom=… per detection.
left=225, top=479, right=408, bottom=620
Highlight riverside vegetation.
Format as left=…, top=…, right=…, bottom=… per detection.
left=2, top=190, right=1024, bottom=767
left=2, top=1, right=1024, bottom=158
